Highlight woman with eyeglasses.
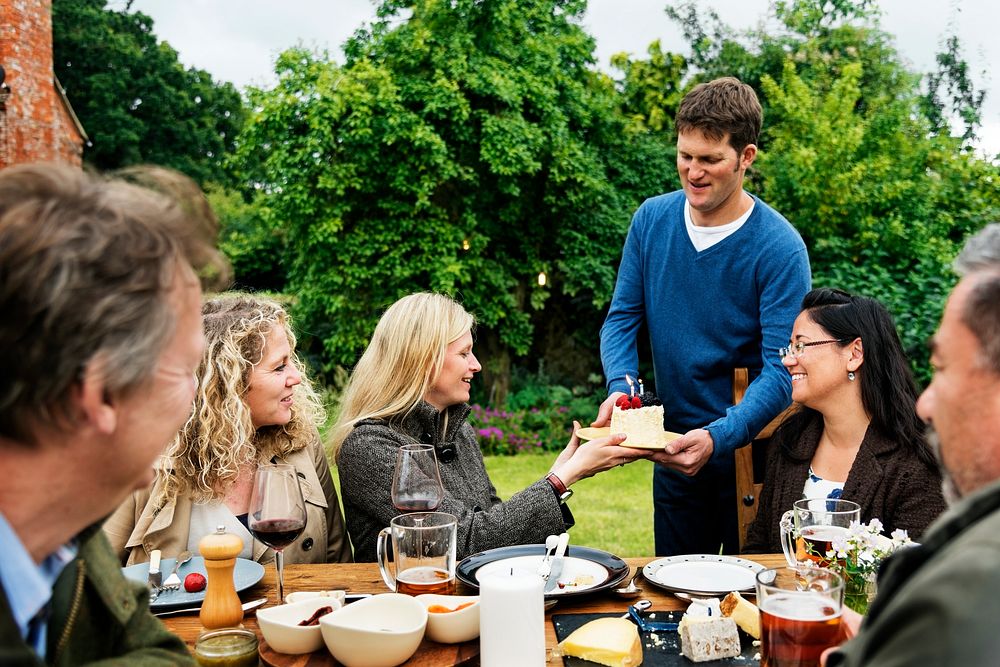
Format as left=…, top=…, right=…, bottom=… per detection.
left=742, top=288, right=946, bottom=552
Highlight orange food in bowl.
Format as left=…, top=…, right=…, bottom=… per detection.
left=427, top=602, right=475, bottom=614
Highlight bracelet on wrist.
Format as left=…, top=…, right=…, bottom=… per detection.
left=545, top=472, right=573, bottom=504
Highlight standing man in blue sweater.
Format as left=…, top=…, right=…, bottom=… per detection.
left=597, top=77, right=811, bottom=555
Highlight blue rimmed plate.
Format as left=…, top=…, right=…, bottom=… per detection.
left=122, top=556, right=265, bottom=609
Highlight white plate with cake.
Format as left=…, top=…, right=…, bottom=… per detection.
left=575, top=426, right=682, bottom=449
left=457, top=544, right=629, bottom=598
left=643, top=554, right=765, bottom=595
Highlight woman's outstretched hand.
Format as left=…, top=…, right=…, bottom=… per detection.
left=549, top=421, right=651, bottom=487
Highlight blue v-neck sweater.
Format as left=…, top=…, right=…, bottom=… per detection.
left=601, top=190, right=811, bottom=463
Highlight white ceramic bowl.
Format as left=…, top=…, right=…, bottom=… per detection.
left=285, top=590, right=346, bottom=605
left=256, top=596, right=342, bottom=654
left=415, top=594, right=480, bottom=644
left=319, top=593, right=427, bottom=667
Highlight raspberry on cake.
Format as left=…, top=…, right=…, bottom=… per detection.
left=610, top=390, right=666, bottom=447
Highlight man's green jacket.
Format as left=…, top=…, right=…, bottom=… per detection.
left=829, top=479, right=1000, bottom=666
left=0, top=522, right=194, bottom=665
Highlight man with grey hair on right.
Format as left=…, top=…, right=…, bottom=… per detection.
left=0, top=163, right=228, bottom=663
left=823, top=222, right=1000, bottom=666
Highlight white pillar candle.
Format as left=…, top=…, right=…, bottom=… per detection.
left=479, top=570, right=545, bottom=666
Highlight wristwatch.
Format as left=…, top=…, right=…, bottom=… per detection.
left=545, top=472, right=573, bottom=504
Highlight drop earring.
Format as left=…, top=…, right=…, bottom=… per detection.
left=848, top=371, right=856, bottom=381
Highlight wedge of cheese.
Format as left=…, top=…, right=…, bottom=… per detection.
left=679, top=616, right=740, bottom=663
left=720, top=591, right=761, bottom=640
left=559, top=617, right=643, bottom=667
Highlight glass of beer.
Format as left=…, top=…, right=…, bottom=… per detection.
left=377, top=512, right=457, bottom=595
left=756, top=566, right=845, bottom=667
left=780, top=498, right=861, bottom=567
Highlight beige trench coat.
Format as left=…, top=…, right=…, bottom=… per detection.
left=104, top=437, right=353, bottom=565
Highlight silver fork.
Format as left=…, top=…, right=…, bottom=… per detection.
left=537, top=534, right=559, bottom=580
left=158, top=550, right=193, bottom=594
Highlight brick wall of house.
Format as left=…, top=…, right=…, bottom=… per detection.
left=0, top=0, right=85, bottom=169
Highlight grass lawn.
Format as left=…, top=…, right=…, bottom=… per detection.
left=332, top=453, right=657, bottom=557
left=483, top=453, right=656, bottom=557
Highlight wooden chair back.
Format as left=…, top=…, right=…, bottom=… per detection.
left=733, top=368, right=797, bottom=551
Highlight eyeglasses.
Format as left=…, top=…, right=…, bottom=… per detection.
left=778, top=339, right=847, bottom=359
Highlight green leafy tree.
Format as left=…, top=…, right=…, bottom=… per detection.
left=757, top=61, right=957, bottom=372
left=52, top=0, right=245, bottom=185
left=206, top=186, right=286, bottom=291
left=612, top=40, right=687, bottom=135
left=233, top=0, right=673, bottom=398
left=921, top=34, right=988, bottom=144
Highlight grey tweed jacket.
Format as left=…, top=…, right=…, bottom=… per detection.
left=337, top=401, right=572, bottom=562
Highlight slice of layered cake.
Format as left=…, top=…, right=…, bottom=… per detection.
left=610, top=391, right=666, bottom=447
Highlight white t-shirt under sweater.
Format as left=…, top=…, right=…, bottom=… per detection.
left=188, top=501, right=255, bottom=559
left=684, top=198, right=756, bottom=251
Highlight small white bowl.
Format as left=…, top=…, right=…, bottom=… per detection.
left=415, top=594, right=480, bottom=644
left=257, top=596, right=342, bottom=654
left=285, top=590, right=346, bottom=605
left=319, top=593, right=427, bottom=667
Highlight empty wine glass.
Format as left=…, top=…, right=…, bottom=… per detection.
left=248, top=463, right=307, bottom=603
left=391, top=444, right=444, bottom=512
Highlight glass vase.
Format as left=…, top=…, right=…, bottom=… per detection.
left=844, top=572, right=877, bottom=615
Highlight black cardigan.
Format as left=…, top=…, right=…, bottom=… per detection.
left=742, top=412, right=947, bottom=553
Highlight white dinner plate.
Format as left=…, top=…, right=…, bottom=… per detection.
left=457, top=544, right=629, bottom=598
left=122, top=556, right=265, bottom=609
left=643, top=554, right=765, bottom=595
left=475, top=555, right=608, bottom=594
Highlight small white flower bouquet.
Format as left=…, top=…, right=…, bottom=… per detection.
left=826, top=519, right=913, bottom=613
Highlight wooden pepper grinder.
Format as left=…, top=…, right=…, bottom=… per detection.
left=199, top=525, right=244, bottom=629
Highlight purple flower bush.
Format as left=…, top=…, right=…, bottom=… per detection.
left=469, top=404, right=546, bottom=456
left=468, top=378, right=606, bottom=455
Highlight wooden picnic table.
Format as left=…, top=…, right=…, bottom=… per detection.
left=162, top=554, right=786, bottom=665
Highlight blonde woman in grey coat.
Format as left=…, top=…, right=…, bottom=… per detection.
left=331, top=292, right=648, bottom=562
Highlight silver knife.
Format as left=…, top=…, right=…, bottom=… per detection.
left=543, top=532, right=570, bottom=593
left=153, top=597, right=268, bottom=618
left=147, top=549, right=162, bottom=595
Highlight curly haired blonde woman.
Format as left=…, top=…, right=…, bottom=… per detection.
left=105, top=294, right=352, bottom=565
left=333, top=292, right=648, bottom=562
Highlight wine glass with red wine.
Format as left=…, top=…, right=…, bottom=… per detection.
left=391, top=444, right=444, bottom=513
left=248, top=463, right=307, bottom=603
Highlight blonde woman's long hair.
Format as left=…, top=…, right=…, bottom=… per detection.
left=156, top=294, right=325, bottom=507
left=329, top=293, right=475, bottom=456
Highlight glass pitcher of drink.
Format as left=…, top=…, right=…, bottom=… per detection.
left=756, top=566, right=844, bottom=667
left=377, top=512, right=457, bottom=595
left=780, top=498, right=861, bottom=568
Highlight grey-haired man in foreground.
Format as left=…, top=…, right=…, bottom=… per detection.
left=825, top=223, right=1000, bottom=666
left=0, top=164, right=228, bottom=664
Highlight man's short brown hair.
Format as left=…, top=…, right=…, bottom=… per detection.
left=0, top=164, right=229, bottom=443
left=675, top=76, right=762, bottom=155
